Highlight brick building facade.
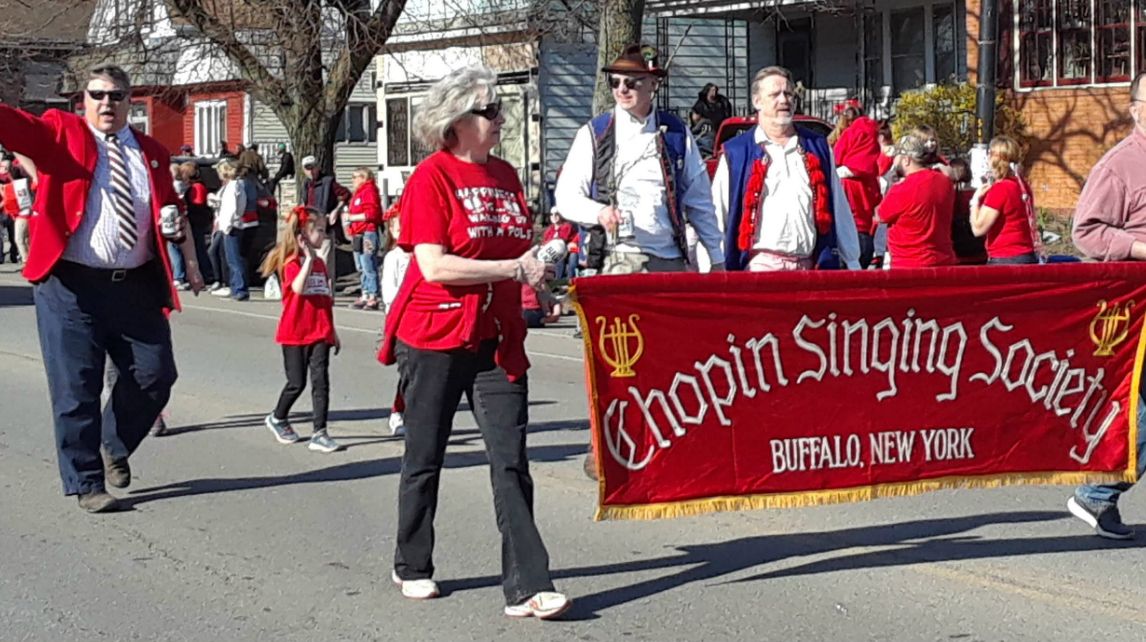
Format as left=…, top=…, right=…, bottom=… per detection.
left=966, top=1, right=1144, bottom=213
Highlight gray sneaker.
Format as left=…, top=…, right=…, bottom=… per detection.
left=308, top=430, right=343, bottom=453
left=1067, top=495, right=1134, bottom=540
left=264, top=414, right=301, bottom=445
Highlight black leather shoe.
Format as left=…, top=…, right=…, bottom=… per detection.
left=78, top=490, right=120, bottom=513
left=102, top=451, right=131, bottom=489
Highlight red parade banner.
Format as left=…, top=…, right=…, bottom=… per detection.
left=570, top=264, right=1146, bottom=521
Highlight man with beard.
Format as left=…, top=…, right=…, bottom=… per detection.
left=712, top=66, right=860, bottom=272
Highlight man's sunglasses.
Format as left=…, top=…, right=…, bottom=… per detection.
left=608, top=76, right=645, bottom=91
left=87, top=89, right=127, bottom=102
left=470, top=100, right=503, bottom=120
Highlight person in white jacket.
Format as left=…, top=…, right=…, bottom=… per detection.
left=210, top=160, right=248, bottom=299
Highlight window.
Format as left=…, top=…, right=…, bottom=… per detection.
left=194, top=100, right=227, bottom=156
left=128, top=102, right=149, bottom=135
left=1097, top=1, right=1132, bottom=82
left=862, top=11, right=883, bottom=102
left=890, top=8, right=927, bottom=94
left=385, top=98, right=410, bottom=166
left=335, top=105, right=377, bottom=143
left=1013, top=0, right=1146, bottom=89
left=385, top=96, right=435, bottom=168
left=933, top=3, right=959, bottom=83
left=1141, top=5, right=1146, bottom=76
left=1057, top=0, right=1092, bottom=84
left=1020, top=0, right=1054, bottom=86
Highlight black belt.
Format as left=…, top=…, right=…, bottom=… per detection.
left=56, top=260, right=157, bottom=283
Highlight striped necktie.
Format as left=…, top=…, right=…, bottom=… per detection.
left=105, top=133, right=138, bottom=250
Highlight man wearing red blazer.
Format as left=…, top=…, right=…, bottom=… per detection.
left=0, top=66, right=204, bottom=512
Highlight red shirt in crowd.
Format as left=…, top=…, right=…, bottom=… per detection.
left=384, top=151, right=532, bottom=375
left=347, top=179, right=383, bottom=236
left=833, top=116, right=884, bottom=234
left=981, top=176, right=1037, bottom=259
left=276, top=257, right=337, bottom=346
left=879, top=168, right=957, bottom=268
left=542, top=221, right=578, bottom=250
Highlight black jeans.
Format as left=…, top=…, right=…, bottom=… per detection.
left=190, top=221, right=214, bottom=283
left=34, top=261, right=177, bottom=495
left=393, top=339, right=554, bottom=605
left=857, top=232, right=875, bottom=270
left=273, top=342, right=330, bottom=430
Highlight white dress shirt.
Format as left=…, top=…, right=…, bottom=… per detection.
left=712, top=126, right=861, bottom=269
left=554, top=105, right=724, bottom=263
left=62, top=124, right=155, bottom=269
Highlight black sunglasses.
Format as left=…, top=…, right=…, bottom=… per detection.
left=608, top=76, right=645, bottom=91
left=470, top=100, right=503, bottom=120
left=87, top=89, right=127, bottom=103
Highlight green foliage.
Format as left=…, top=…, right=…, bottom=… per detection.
left=891, top=83, right=1027, bottom=158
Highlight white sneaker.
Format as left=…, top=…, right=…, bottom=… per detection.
left=207, top=282, right=223, bottom=292
left=211, top=287, right=233, bottom=297
left=388, top=412, right=405, bottom=436
left=504, top=592, right=572, bottom=620
left=391, top=570, right=439, bottom=600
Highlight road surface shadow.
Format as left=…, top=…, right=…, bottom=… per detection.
left=441, top=510, right=1146, bottom=619
left=162, top=401, right=565, bottom=437
left=124, top=429, right=587, bottom=506
left=0, top=283, right=33, bottom=307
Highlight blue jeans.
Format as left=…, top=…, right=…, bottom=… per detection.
left=1076, top=388, right=1146, bottom=507
left=555, top=252, right=578, bottom=280
left=34, top=262, right=177, bottom=495
left=168, top=241, right=185, bottom=282
left=223, top=229, right=249, bottom=299
left=354, top=230, right=380, bottom=298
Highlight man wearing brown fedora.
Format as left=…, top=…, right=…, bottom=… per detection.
left=555, top=43, right=725, bottom=479
left=555, top=43, right=724, bottom=277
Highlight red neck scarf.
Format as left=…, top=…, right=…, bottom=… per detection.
left=737, top=143, right=833, bottom=252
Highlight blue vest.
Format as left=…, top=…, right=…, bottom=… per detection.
left=589, top=110, right=691, bottom=261
left=722, top=127, right=841, bottom=271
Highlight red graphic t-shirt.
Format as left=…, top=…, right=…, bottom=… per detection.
left=880, top=168, right=957, bottom=268
left=394, top=150, right=533, bottom=351
left=276, top=257, right=336, bottom=346
left=982, top=176, right=1037, bottom=259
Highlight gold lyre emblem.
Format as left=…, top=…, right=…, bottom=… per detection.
left=596, top=314, right=644, bottom=378
left=1089, top=299, right=1134, bottom=357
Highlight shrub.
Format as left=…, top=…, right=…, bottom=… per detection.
left=891, top=83, right=1027, bottom=159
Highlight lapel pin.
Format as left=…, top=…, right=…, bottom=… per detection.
left=150, top=160, right=159, bottom=169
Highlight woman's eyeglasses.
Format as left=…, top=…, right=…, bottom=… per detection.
left=608, top=76, right=644, bottom=91
left=470, top=100, right=503, bottom=121
left=86, top=89, right=127, bottom=103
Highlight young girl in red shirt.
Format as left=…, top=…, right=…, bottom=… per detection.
left=969, top=136, right=1042, bottom=265
left=259, top=206, right=344, bottom=453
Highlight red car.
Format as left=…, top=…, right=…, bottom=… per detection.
left=704, top=115, right=832, bottom=178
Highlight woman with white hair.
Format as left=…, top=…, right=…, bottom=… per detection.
left=377, top=65, right=571, bottom=619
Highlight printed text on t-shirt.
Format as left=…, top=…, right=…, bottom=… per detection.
left=458, top=186, right=532, bottom=240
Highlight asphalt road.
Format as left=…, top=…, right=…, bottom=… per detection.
left=2, top=265, right=1145, bottom=642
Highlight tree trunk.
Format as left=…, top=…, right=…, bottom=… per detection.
left=592, top=0, right=646, bottom=115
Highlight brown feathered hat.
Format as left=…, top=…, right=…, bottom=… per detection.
left=601, top=43, right=666, bottom=77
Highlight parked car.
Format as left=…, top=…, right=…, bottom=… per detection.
left=704, top=114, right=833, bottom=178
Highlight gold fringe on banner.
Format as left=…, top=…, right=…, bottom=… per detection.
left=594, top=471, right=1137, bottom=522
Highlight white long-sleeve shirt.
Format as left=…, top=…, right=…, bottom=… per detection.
left=712, top=126, right=861, bottom=270
left=554, top=106, right=724, bottom=263
left=214, top=179, right=245, bottom=234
